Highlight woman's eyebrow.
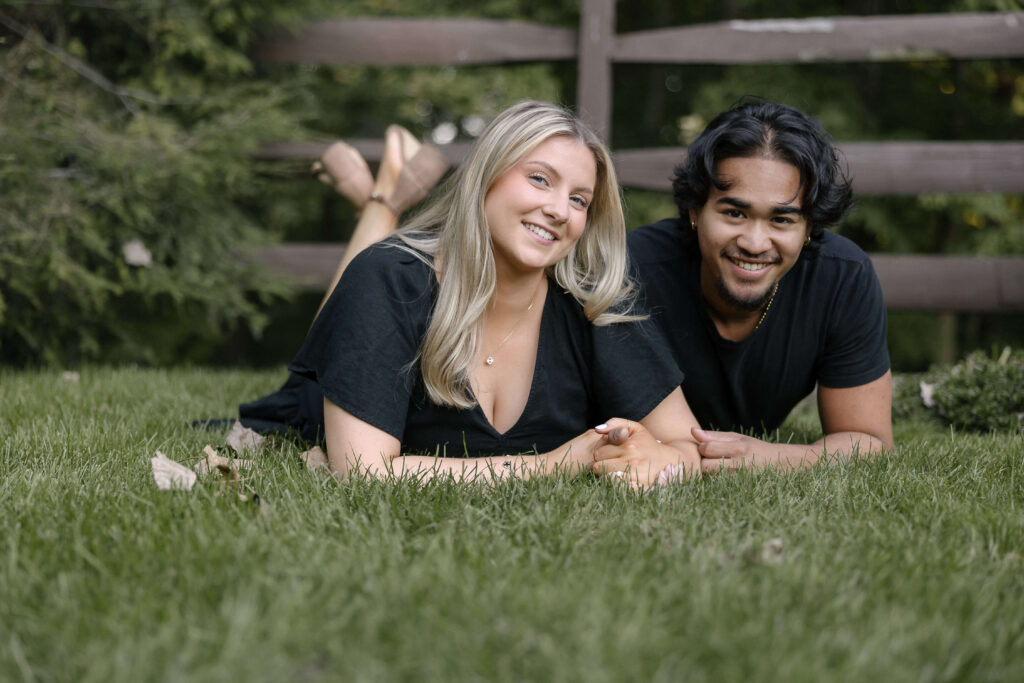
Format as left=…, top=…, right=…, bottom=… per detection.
left=524, top=160, right=593, bottom=194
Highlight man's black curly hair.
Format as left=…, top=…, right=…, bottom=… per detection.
left=672, top=100, right=853, bottom=255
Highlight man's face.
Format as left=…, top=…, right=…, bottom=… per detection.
left=691, top=156, right=810, bottom=318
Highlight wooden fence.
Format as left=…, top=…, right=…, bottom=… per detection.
left=252, top=1, right=1024, bottom=313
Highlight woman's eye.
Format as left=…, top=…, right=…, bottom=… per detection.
left=528, top=173, right=549, bottom=186
left=571, top=195, right=589, bottom=209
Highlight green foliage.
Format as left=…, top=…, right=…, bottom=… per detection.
left=891, top=372, right=934, bottom=422
left=893, top=348, right=1024, bottom=432
left=929, top=348, right=1024, bottom=432
left=0, top=3, right=327, bottom=364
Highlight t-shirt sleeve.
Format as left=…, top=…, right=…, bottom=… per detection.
left=288, top=244, right=433, bottom=440
left=818, top=258, right=891, bottom=388
left=590, top=315, right=684, bottom=421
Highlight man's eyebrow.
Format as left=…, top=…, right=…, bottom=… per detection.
left=715, top=196, right=802, bottom=214
left=715, top=196, right=751, bottom=209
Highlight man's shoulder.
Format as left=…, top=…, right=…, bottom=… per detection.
left=627, top=217, right=691, bottom=264
left=793, top=231, right=877, bottom=287
left=815, top=231, right=873, bottom=266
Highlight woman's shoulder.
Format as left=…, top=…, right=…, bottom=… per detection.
left=344, top=238, right=436, bottom=294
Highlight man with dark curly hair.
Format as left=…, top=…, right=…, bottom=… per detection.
left=595, top=100, right=893, bottom=475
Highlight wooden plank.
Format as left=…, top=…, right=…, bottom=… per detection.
left=840, top=143, right=1024, bottom=195
left=577, top=0, right=615, bottom=140
left=613, top=12, right=1024, bottom=64
left=870, top=255, right=1024, bottom=312
left=611, top=142, right=1024, bottom=194
left=255, top=243, right=346, bottom=290
left=253, top=19, right=577, bottom=65
left=255, top=244, right=1024, bottom=314
left=254, top=139, right=474, bottom=164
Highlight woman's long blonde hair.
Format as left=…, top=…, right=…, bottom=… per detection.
left=396, top=100, right=639, bottom=409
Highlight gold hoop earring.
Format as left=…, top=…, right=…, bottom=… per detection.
left=691, top=220, right=697, bottom=231
left=805, top=235, right=811, bottom=245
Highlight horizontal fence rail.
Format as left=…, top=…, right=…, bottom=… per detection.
left=612, top=12, right=1024, bottom=64
left=253, top=13, right=1024, bottom=66
left=611, top=142, right=1024, bottom=195
left=254, top=244, right=1024, bottom=314
left=872, top=255, right=1024, bottom=313
left=258, top=141, right=1024, bottom=196
left=254, top=19, right=577, bottom=65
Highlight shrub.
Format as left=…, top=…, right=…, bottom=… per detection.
left=0, top=3, right=310, bottom=365
left=920, top=348, right=1024, bottom=433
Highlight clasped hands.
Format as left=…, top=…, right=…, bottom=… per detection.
left=582, top=418, right=772, bottom=488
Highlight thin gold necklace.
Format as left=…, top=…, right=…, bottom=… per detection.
left=484, top=281, right=542, bottom=366
left=754, top=282, right=779, bottom=330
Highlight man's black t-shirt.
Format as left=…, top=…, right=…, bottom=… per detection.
left=286, top=239, right=683, bottom=457
left=628, top=218, right=890, bottom=433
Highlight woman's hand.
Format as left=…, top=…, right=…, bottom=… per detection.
left=535, top=428, right=605, bottom=477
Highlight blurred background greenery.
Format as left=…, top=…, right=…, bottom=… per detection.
left=1, top=0, right=1021, bottom=369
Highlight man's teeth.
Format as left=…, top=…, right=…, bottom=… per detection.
left=525, top=223, right=555, bottom=241
left=733, top=259, right=768, bottom=272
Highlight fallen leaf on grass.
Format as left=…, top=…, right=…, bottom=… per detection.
left=759, top=537, right=785, bottom=565
left=151, top=451, right=197, bottom=491
left=193, top=444, right=253, bottom=476
left=226, top=420, right=264, bottom=454
left=216, top=460, right=249, bottom=502
left=300, top=446, right=329, bottom=471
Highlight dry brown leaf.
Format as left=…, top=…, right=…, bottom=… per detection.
left=300, top=446, right=329, bottom=471
left=193, top=444, right=253, bottom=475
left=226, top=420, right=264, bottom=454
left=759, top=537, right=786, bottom=565
left=151, top=450, right=197, bottom=491
left=216, top=462, right=248, bottom=501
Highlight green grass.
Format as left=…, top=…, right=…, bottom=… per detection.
left=2, top=367, right=1023, bottom=682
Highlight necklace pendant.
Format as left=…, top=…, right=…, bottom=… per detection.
left=485, top=355, right=494, bottom=366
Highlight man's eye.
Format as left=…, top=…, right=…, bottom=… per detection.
left=724, top=209, right=744, bottom=218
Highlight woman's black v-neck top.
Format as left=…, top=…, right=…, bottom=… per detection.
left=287, top=239, right=683, bottom=458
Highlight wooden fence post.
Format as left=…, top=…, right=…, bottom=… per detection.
left=577, top=0, right=615, bottom=140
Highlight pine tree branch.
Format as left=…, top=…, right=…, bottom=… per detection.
left=0, top=10, right=170, bottom=114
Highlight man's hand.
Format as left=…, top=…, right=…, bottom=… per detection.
left=591, top=418, right=700, bottom=488
left=692, top=428, right=811, bottom=473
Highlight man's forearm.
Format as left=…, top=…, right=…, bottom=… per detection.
left=760, top=431, right=889, bottom=469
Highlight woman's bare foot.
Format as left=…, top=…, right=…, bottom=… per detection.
left=371, top=125, right=418, bottom=206
left=370, top=125, right=451, bottom=216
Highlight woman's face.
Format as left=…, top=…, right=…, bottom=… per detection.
left=484, top=135, right=596, bottom=277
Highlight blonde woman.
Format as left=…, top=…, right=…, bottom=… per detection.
left=245, top=101, right=701, bottom=483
